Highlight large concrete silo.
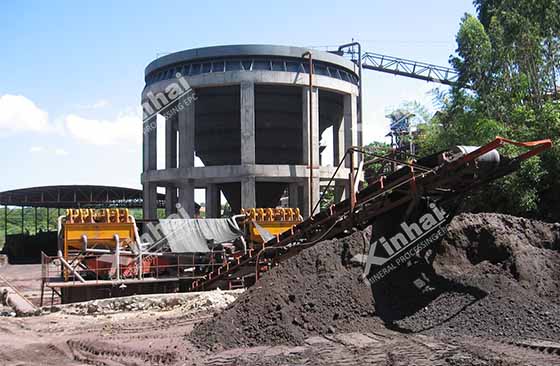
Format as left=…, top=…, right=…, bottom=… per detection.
left=141, top=45, right=360, bottom=219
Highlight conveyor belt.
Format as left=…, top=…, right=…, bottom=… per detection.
left=190, top=137, right=551, bottom=291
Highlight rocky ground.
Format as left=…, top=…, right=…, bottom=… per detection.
left=0, top=213, right=559, bottom=365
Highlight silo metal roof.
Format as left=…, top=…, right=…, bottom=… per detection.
left=145, top=44, right=358, bottom=77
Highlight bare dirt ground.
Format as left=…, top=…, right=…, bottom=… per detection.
left=0, top=263, right=44, bottom=307
left=1, top=306, right=559, bottom=366
left=1, top=213, right=560, bottom=365
left=0, top=288, right=243, bottom=366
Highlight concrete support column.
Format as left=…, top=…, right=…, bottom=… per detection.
left=176, top=95, right=196, bottom=218
left=334, top=106, right=348, bottom=204
left=143, top=183, right=158, bottom=220
left=302, top=87, right=320, bottom=217
left=342, top=93, right=358, bottom=201
left=302, top=180, right=320, bottom=218
left=288, top=183, right=300, bottom=210
left=178, top=183, right=195, bottom=218
left=165, top=114, right=178, bottom=215
left=358, top=96, right=363, bottom=155
left=240, top=81, right=256, bottom=165
left=166, top=114, right=178, bottom=169
left=179, top=96, right=195, bottom=169
left=333, top=112, right=345, bottom=166
left=240, top=81, right=256, bottom=211
left=343, top=93, right=358, bottom=168
left=142, top=112, right=158, bottom=220
left=205, top=184, right=220, bottom=218
left=165, top=187, right=178, bottom=216
left=241, top=177, right=256, bottom=209
left=302, top=87, right=320, bottom=166
left=143, top=113, right=157, bottom=173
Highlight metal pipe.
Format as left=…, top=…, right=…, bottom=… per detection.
left=114, top=234, right=120, bottom=281
left=302, top=50, right=314, bottom=216
left=0, top=273, right=37, bottom=311
left=232, top=214, right=245, bottom=222
left=128, top=215, right=142, bottom=253
left=231, top=214, right=247, bottom=253
left=80, top=235, right=134, bottom=255
left=338, top=42, right=363, bottom=156
left=128, top=215, right=143, bottom=279
left=84, top=248, right=111, bottom=254
left=349, top=149, right=356, bottom=210
left=57, top=215, right=64, bottom=235
left=4, top=205, right=7, bottom=246
left=87, top=248, right=134, bottom=255
left=354, top=160, right=364, bottom=193
left=81, top=234, right=88, bottom=252
left=57, top=215, right=64, bottom=275
left=57, top=250, right=85, bottom=283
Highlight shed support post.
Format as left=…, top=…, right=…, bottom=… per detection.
left=4, top=205, right=7, bottom=244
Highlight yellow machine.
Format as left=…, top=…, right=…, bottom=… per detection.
left=241, top=208, right=303, bottom=244
left=61, top=208, right=139, bottom=260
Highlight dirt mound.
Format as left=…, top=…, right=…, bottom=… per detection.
left=191, top=213, right=560, bottom=349
left=435, top=213, right=560, bottom=302
left=190, top=229, right=382, bottom=349
left=393, top=213, right=560, bottom=338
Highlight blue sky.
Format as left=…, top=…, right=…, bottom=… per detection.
left=0, top=0, right=476, bottom=194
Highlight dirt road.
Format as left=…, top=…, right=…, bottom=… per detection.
left=1, top=307, right=559, bottom=365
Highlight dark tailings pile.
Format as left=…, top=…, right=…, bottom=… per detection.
left=191, top=229, right=381, bottom=349
left=191, top=213, right=560, bottom=349
left=394, top=213, right=560, bottom=339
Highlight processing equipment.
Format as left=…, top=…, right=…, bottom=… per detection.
left=39, top=136, right=551, bottom=304
left=57, top=208, right=158, bottom=281
left=189, top=136, right=552, bottom=291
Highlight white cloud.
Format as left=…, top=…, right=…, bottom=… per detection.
left=76, top=99, right=110, bottom=109
left=0, top=95, right=49, bottom=133
left=29, top=146, right=70, bottom=156
left=0, top=94, right=141, bottom=148
left=64, top=112, right=142, bottom=146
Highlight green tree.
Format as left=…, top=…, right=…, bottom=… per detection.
left=419, top=1, right=560, bottom=221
